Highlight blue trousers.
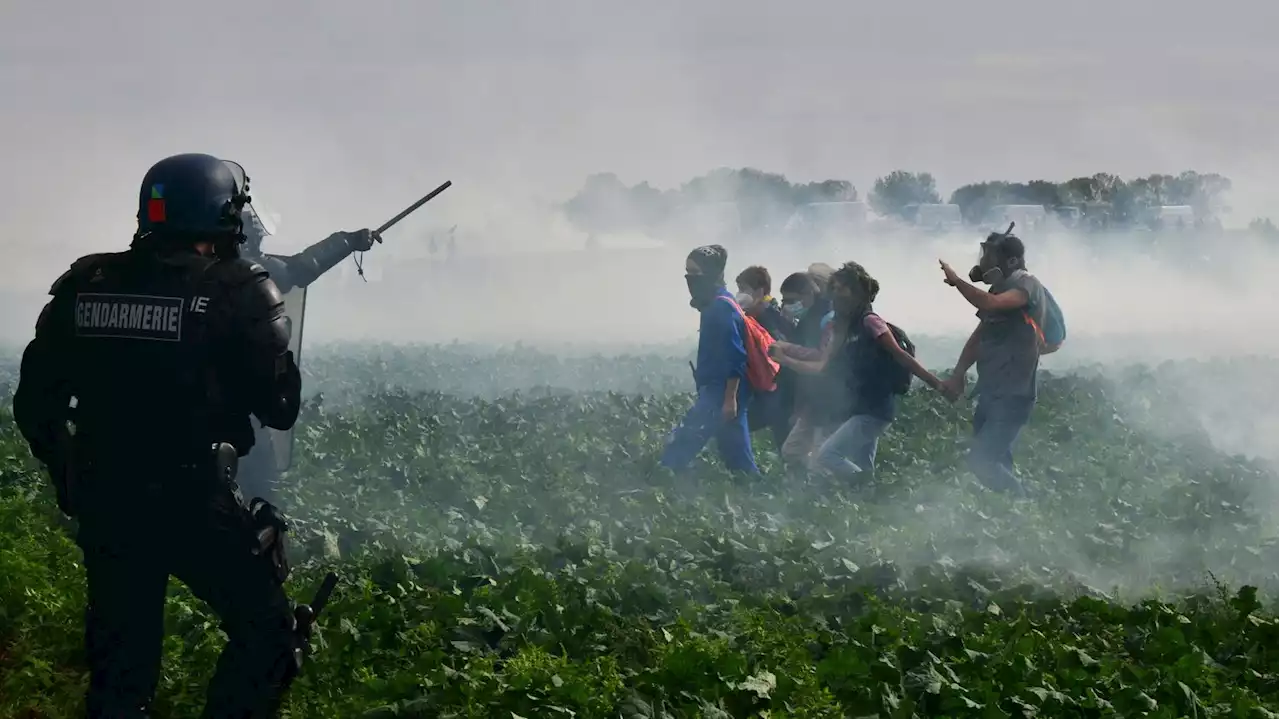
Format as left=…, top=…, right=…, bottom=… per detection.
left=660, top=382, right=758, bottom=474
left=969, top=395, right=1034, bottom=496
left=811, top=414, right=892, bottom=479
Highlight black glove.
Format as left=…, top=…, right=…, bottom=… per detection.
left=341, top=229, right=379, bottom=252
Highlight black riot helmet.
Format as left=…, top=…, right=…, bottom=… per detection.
left=135, top=153, right=252, bottom=247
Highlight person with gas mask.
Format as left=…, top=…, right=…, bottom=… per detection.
left=659, top=245, right=758, bottom=474
left=938, top=228, right=1049, bottom=497
left=235, top=206, right=377, bottom=506
left=239, top=208, right=377, bottom=295
left=13, top=152, right=304, bottom=717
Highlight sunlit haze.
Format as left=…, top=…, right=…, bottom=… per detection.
left=1, top=0, right=1276, bottom=351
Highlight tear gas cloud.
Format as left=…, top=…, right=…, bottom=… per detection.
left=0, top=0, right=1273, bottom=349
left=0, top=0, right=1275, bottom=590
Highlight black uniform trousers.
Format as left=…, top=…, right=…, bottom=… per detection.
left=75, top=465, right=296, bottom=718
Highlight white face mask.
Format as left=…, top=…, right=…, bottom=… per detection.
left=734, top=292, right=756, bottom=308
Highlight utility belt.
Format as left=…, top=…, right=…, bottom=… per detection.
left=54, top=433, right=243, bottom=516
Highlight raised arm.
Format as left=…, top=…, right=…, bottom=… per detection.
left=268, top=229, right=376, bottom=292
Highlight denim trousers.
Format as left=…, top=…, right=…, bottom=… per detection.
left=969, top=394, right=1035, bottom=495
left=810, top=414, right=892, bottom=479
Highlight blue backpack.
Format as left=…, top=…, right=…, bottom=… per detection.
left=1030, top=285, right=1066, bottom=354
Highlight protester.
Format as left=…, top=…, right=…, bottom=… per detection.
left=807, top=262, right=835, bottom=285
left=735, top=265, right=793, bottom=341
left=735, top=265, right=794, bottom=449
left=774, top=262, right=944, bottom=479
left=779, top=271, right=829, bottom=344
left=807, top=263, right=835, bottom=306
left=771, top=272, right=836, bottom=462
left=939, top=230, right=1048, bottom=496
left=660, top=245, right=758, bottom=474
left=806, top=262, right=840, bottom=343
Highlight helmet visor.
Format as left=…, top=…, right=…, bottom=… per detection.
left=222, top=160, right=280, bottom=237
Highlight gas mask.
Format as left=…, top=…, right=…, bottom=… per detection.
left=970, top=243, right=1006, bottom=285
left=971, top=224, right=1018, bottom=285
left=969, top=264, right=1004, bottom=285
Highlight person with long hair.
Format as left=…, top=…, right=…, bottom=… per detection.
left=774, top=261, right=945, bottom=479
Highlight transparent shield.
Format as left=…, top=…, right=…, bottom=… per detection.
left=269, top=285, right=307, bottom=472
left=247, top=199, right=281, bottom=238
left=222, top=160, right=248, bottom=195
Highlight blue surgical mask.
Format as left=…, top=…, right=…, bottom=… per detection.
left=783, top=302, right=807, bottom=320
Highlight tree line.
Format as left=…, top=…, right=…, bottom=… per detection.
left=563, top=167, right=1266, bottom=237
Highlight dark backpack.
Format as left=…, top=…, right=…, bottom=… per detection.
left=883, top=322, right=916, bottom=395
left=851, top=312, right=916, bottom=397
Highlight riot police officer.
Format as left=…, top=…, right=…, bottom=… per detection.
left=13, top=153, right=305, bottom=717
left=235, top=207, right=377, bottom=505
left=240, top=207, right=377, bottom=295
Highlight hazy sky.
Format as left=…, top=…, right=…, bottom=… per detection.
left=0, top=0, right=1276, bottom=315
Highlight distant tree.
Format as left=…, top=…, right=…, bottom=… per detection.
left=1017, top=180, right=1064, bottom=208
left=563, top=172, right=671, bottom=235
left=1089, top=171, right=1233, bottom=225
left=563, top=173, right=626, bottom=235
left=869, top=171, right=942, bottom=219
left=703, top=168, right=786, bottom=235
left=950, top=181, right=1006, bottom=225
left=563, top=168, right=856, bottom=237
left=564, top=167, right=1238, bottom=236
left=1060, top=173, right=1126, bottom=205
left=1248, top=217, right=1278, bottom=241
left=794, top=179, right=857, bottom=204
left=950, top=179, right=1067, bottom=225
left=1167, top=171, right=1232, bottom=218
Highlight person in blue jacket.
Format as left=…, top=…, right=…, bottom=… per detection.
left=660, top=244, right=758, bottom=474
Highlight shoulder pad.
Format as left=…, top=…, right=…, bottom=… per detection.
left=47, top=269, right=73, bottom=296
left=259, top=254, right=288, bottom=272
left=50, top=253, right=116, bottom=295
left=208, top=257, right=270, bottom=284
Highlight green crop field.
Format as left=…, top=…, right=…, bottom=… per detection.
left=0, top=345, right=1276, bottom=718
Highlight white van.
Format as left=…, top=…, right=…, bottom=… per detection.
left=910, top=203, right=963, bottom=231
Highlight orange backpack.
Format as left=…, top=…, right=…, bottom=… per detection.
left=718, top=296, right=781, bottom=393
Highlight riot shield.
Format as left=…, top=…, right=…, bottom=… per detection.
left=271, top=285, right=307, bottom=473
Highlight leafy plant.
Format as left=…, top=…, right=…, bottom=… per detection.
left=0, top=346, right=1275, bottom=718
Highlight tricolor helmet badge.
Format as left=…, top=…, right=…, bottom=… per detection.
left=148, top=184, right=166, bottom=222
